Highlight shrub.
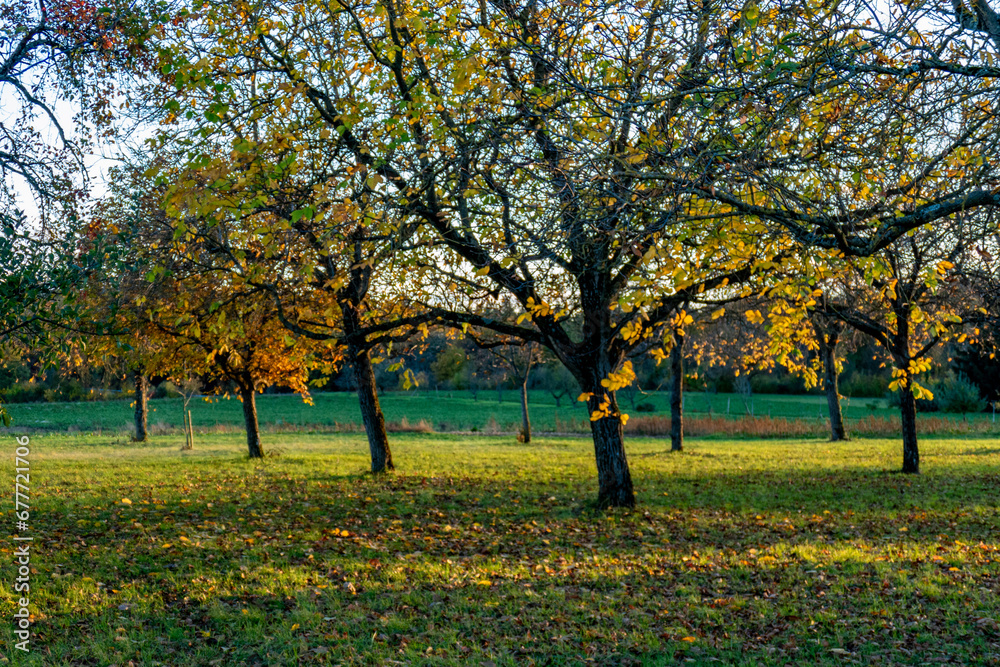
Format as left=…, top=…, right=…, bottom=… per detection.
left=713, top=376, right=734, bottom=393
left=750, top=373, right=808, bottom=395
left=842, top=373, right=890, bottom=398
left=153, top=381, right=182, bottom=399
left=884, top=373, right=984, bottom=413
left=43, top=379, right=88, bottom=402
left=935, top=373, right=987, bottom=414
left=0, top=382, right=48, bottom=404
left=635, top=402, right=656, bottom=413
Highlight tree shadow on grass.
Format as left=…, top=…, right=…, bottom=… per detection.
left=957, top=448, right=1000, bottom=457
left=29, top=538, right=1000, bottom=667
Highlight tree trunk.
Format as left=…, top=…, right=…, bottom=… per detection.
left=340, top=262, right=394, bottom=473
left=520, top=380, right=531, bottom=443
left=133, top=373, right=149, bottom=442
left=900, top=383, right=919, bottom=473
left=817, top=327, right=847, bottom=441
left=351, top=345, right=394, bottom=473
left=561, top=273, right=635, bottom=508
left=670, top=332, right=684, bottom=452
left=239, top=384, right=264, bottom=459
left=586, top=389, right=635, bottom=508
left=893, top=308, right=918, bottom=473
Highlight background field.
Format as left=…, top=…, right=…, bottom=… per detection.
left=2, top=390, right=997, bottom=435
left=1, top=432, right=999, bottom=665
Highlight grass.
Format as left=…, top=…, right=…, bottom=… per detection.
left=2, top=389, right=997, bottom=435
left=2, top=432, right=999, bottom=665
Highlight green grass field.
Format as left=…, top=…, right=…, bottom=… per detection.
left=2, top=389, right=995, bottom=435
left=2, top=432, right=999, bottom=665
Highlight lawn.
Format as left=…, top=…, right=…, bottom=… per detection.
left=2, top=432, right=999, bottom=665
left=2, top=389, right=995, bottom=435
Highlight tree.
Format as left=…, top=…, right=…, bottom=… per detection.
left=669, top=327, right=685, bottom=452
left=486, top=341, right=541, bottom=443
left=689, top=1, right=1000, bottom=257
left=954, top=246, right=1000, bottom=402
left=1, top=0, right=148, bottom=212
left=746, top=289, right=856, bottom=442
left=143, top=282, right=324, bottom=459
left=133, top=371, right=151, bottom=441
left=535, top=355, right=576, bottom=408
left=1, top=0, right=152, bottom=424
left=100, top=187, right=332, bottom=459
left=808, top=221, right=990, bottom=473
left=809, top=312, right=847, bottom=442
left=155, top=164, right=425, bottom=472
left=430, top=345, right=471, bottom=390
left=149, top=0, right=850, bottom=507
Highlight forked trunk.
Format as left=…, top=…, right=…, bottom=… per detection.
left=900, top=384, right=919, bottom=474
left=239, top=384, right=264, bottom=459
left=520, top=380, right=531, bottom=443
left=586, top=390, right=635, bottom=508
left=133, top=373, right=149, bottom=442
left=351, top=345, right=394, bottom=473
left=670, top=332, right=683, bottom=452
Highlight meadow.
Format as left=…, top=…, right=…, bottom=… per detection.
left=1, top=430, right=999, bottom=665
left=3, top=389, right=996, bottom=436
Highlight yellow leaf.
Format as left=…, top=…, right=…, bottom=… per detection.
left=681, top=636, right=697, bottom=642
left=477, top=580, right=492, bottom=586
left=120, top=498, right=132, bottom=505
left=577, top=393, right=593, bottom=402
